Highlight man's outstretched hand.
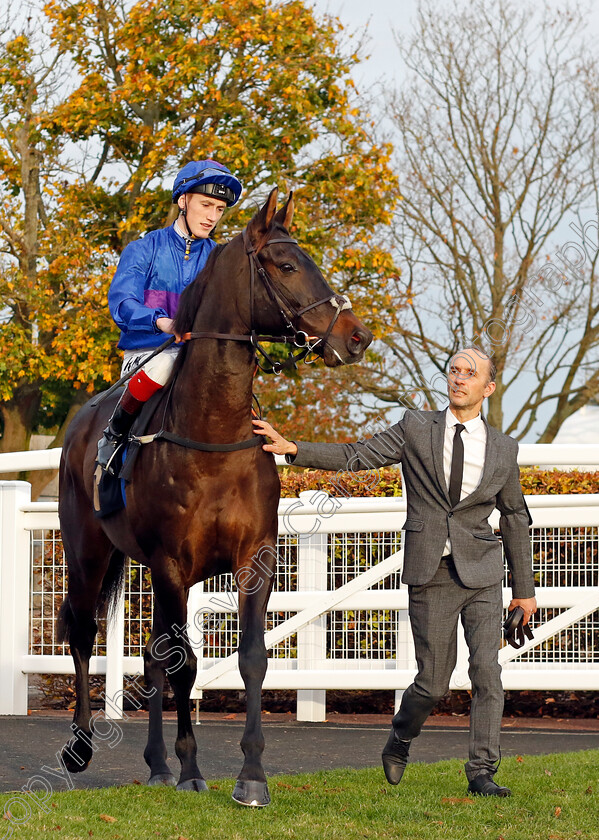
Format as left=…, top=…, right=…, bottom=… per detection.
left=252, top=419, right=298, bottom=457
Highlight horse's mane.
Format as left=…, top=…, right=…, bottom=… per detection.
left=173, top=243, right=226, bottom=336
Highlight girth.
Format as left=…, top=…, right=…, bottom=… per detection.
left=129, top=428, right=263, bottom=453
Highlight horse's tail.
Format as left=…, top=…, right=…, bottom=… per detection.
left=57, top=598, right=74, bottom=646
left=97, top=549, right=127, bottom=624
left=57, top=550, right=126, bottom=645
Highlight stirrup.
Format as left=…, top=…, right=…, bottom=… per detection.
left=97, top=432, right=124, bottom=476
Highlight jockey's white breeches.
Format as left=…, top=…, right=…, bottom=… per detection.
left=121, top=346, right=181, bottom=386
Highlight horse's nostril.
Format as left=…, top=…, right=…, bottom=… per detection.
left=349, top=330, right=368, bottom=353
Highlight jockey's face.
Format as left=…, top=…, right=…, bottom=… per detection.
left=178, top=192, right=227, bottom=238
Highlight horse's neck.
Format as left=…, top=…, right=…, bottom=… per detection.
left=171, top=281, right=255, bottom=436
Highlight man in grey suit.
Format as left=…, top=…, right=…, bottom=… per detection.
left=253, top=347, right=537, bottom=797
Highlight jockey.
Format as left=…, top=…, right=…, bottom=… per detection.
left=96, top=159, right=243, bottom=473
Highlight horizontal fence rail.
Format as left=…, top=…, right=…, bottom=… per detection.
left=4, top=442, right=599, bottom=473
left=1, top=441, right=599, bottom=720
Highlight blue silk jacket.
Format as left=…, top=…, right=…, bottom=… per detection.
left=108, top=224, right=217, bottom=350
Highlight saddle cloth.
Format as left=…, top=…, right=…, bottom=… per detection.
left=92, top=390, right=162, bottom=519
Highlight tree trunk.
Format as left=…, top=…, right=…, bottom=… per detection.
left=0, top=385, right=42, bottom=481
left=28, top=393, right=88, bottom=500
left=485, top=386, right=503, bottom=431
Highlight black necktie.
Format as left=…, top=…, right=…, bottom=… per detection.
left=449, top=423, right=466, bottom=507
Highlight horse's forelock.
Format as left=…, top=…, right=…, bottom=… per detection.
left=253, top=222, right=292, bottom=255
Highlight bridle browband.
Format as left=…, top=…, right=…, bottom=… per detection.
left=182, top=226, right=352, bottom=374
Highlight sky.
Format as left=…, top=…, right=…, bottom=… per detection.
left=309, top=0, right=599, bottom=441
left=314, top=0, right=599, bottom=89
left=311, top=0, right=415, bottom=88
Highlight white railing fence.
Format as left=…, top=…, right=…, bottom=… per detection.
left=1, top=444, right=599, bottom=722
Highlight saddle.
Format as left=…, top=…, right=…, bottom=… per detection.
left=92, top=390, right=163, bottom=519
left=92, top=388, right=264, bottom=518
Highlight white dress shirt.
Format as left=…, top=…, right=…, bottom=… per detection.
left=442, top=409, right=487, bottom=556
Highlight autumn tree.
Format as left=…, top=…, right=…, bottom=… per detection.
left=353, top=0, right=599, bottom=441
left=0, top=0, right=398, bottom=490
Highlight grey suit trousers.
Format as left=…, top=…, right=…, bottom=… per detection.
left=392, top=555, right=504, bottom=780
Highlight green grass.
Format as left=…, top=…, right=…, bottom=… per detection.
left=1, top=751, right=598, bottom=840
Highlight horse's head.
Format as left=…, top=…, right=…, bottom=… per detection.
left=243, top=188, right=372, bottom=367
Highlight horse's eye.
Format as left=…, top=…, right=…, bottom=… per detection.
left=278, top=263, right=296, bottom=273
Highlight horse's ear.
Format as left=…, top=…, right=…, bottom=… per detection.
left=246, top=187, right=279, bottom=243
left=273, top=191, right=294, bottom=231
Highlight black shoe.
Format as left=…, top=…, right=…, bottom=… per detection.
left=96, top=404, right=137, bottom=475
left=96, top=428, right=123, bottom=475
left=381, top=730, right=411, bottom=785
left=467, top=772, right=511, bottom=797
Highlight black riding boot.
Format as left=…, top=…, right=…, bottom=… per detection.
left=96, top=391, right=144, bottom=475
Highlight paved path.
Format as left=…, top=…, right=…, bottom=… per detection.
left=2, top=715, right=598, bottom=792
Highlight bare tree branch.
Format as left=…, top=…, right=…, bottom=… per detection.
left=357, top=0, right=599, bottom=441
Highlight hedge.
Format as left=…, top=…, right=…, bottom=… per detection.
left=279, top=466, right=599, bottom=497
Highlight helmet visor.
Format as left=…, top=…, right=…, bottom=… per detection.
left=186, top=181, right=236, bottom=205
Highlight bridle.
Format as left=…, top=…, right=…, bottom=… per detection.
left=91, top=225, right=353, bottom=409
left=94, top=225, right=355, bottom=455
left=183, top=226, right=352, bottom=374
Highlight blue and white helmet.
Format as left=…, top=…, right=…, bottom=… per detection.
left=172, top=160, right=242, bottom=207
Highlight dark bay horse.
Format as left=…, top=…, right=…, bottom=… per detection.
left=57, top=189, right=372, bottom=806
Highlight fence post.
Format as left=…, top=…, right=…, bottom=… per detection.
left=188, top=581, right=205, bottom=717
left=296, top=530, right=328, bottom=722
left=0, top=481, right=31, bottom=715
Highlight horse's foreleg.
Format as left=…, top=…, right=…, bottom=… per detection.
left=143, top=620, right=176, bottom=787
left=169, top=634, right=206, bottom=792
left=233, top=590, right=271, bottom=807
left=145, top=584, right=206, bottom=792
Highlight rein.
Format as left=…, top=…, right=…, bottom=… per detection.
left=105, top=223, right=353, bottom=457
left=130, top=429, right=263, bottom=453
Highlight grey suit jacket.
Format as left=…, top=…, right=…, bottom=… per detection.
left=290, top=409, right=535, bottom=599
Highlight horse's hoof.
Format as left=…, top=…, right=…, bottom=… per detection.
left=61, top=731, right=93, bottom=774
left=232, top=780, right=271, bottom=807
left=61, top=748, right=91, bottom=774
left=147, top=773, right=177, bottom=787
left=176, top=778, right=208, bottom=793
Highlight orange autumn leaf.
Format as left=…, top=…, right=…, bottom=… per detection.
left=0, top=0, right=399, bottom=457
left=441, top=796, right=474, bottom=805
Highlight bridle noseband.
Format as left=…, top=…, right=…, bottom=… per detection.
left=184, top=226, right=352, bottom=374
